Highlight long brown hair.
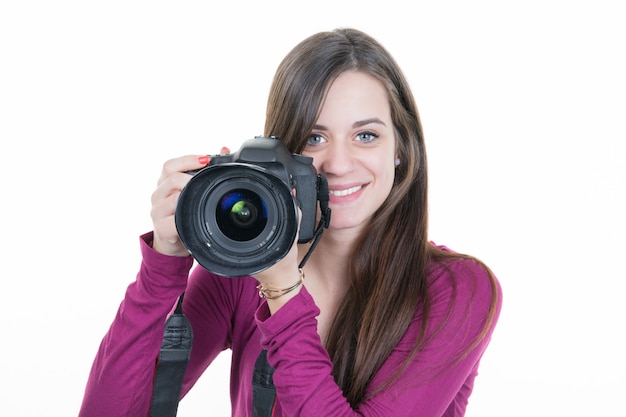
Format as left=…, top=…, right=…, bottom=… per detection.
left=264, top=28, right=498, bottom=408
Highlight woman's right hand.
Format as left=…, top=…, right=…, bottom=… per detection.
left=150, top=154, right=210, bottom=256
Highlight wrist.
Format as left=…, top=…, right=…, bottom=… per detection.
left=152, top=233, right=190, bottom=257
left=256, top=268, right=305, bottom=299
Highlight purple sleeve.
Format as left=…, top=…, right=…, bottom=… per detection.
left=78, top=232, right=194, bottom=417
left=255, top=259, right=502, bottom=417
left=178, top=261, right=262, bottom=397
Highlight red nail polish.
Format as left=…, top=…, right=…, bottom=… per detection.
left=198, top=155, right=210, bottom=165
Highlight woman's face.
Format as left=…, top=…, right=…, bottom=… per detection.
left=302, top=70, right=397, bottom=233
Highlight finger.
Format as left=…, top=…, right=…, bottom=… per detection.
left=151, top=185, right=181, bottom=216
left=157, top=155, right=210, bottom=186
left=152, top=172, right=190, bottom=205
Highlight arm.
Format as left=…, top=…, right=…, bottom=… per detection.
left=79, top=154, right=212, bottom=416
left=255, top=260, right=502, bottom=416
left=178, top=265, right=261, bottom=397
left=78, top=233, right=193, bottom=417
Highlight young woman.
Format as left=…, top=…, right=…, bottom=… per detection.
left=79, top=28, right=502, bottom=416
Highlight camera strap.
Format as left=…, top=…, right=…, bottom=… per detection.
left=149, top=293, right=193, bottom=417
left=252, top=349, right=277, bottom=416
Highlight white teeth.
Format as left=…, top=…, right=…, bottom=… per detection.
left=329, top=185, right=362, bottom=197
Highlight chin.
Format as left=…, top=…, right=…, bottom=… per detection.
left=326, top=213, right=369, bottom=232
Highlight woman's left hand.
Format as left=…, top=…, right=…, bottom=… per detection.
left=252, top=205, right=303, bottom=313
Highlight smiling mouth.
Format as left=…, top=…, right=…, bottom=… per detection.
left=329, top=185, right=363, bottom=197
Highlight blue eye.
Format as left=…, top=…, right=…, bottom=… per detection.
left=356, top=131, right=379, bottom=143
left=306, top=134, right=326, bottom=146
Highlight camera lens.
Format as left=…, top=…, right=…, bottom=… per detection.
left=216, top=189, right=267, bottom=241
left=175, top=163, right=299, bottom=277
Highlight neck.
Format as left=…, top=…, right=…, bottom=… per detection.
left=298, top=227, right=359, bottom=287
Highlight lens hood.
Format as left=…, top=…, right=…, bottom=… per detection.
left=175, top=163, right=298, bottom=277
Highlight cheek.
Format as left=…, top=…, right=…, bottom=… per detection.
left=372, top=159, right=396, bottom=189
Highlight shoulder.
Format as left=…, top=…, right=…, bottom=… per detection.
left=389, top=243, right=502, bottom=383
left=425, top=242, right=503, bottom=334
left=427, top=243, right=501, bottom=301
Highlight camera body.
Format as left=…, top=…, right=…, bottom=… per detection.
left=175, top=136, right=328, bottom=277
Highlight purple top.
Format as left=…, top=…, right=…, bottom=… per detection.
left=79, top=232, right=502, bottom=416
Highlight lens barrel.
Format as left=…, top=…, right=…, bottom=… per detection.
left=175, top=163, right=298, bottom=277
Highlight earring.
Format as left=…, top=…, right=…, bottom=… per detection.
left=394, top=158, right=401, bottom=166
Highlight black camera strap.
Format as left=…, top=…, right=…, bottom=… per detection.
left=150, top=174, right=330, bottom=416
left=149, top=293, right=193, bottom=417
left=252, top=349, right=277, bottom=416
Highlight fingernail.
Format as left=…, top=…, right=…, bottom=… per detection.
left=220, top=146, right=230, bottom=154
left=198, top=155, right=210, bottom=165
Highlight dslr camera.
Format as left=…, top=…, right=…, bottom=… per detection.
left=175, top=136, right=329, bottom=277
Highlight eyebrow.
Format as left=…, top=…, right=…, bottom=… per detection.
left=313, top=118, right=387, bottom=131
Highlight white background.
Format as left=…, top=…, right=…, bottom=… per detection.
left=1, top=1, right=624, bottom=416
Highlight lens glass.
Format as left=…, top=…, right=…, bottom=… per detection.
left=216, top=189, right=268, bottom=241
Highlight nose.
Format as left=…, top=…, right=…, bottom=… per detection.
left=316, top=140, right=354, bottom=177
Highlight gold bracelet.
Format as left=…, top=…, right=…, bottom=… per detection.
left=256, top=269, right=305, bottom=299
